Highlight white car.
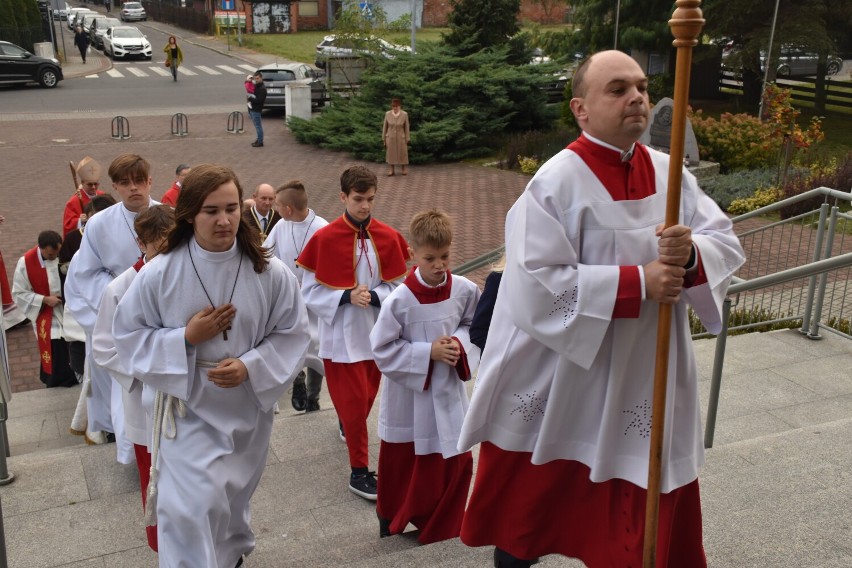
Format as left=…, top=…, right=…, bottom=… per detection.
left=314, top=35, right=410, bottom=69
left=103, top=26, right=152, bottom=60
left=68, top=8, right=98, bottom=30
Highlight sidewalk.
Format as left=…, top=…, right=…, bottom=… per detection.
left=57, top=12, right=289, bottom=81
left=1, top=329, right=851, bottom=567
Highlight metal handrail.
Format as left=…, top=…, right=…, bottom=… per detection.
left=731, top=186, right=851, bottom=222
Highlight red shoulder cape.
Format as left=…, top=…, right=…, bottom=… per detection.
left=297, top=215, right=410, bottom=289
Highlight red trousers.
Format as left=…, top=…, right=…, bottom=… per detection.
left=133, top=443, right=158, bottom=552
left=461, top=443, right=706, bottom=567
left=377, top=441, right=472, bottom=544
left=323, top=359, right=381, bottom=469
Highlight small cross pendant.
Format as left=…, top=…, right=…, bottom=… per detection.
left=223, top=325, right=231, bottom=341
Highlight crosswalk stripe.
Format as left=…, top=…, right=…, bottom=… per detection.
left=84, top=74, right=100, bottom=79
left=126, top=67, right=149, bottom=77
left=148, top=66, right=172, bottom=76
left=178, top=67, right=198, bottom=76
left=238, top=64, right=257, bottom=73
left=194, top=65, right=221, bottom=75
left=106, top=68, right=124, bottom=78
left=216, top=65, right=244, bottom=75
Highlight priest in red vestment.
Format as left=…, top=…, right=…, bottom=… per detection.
left=62, top=156, right=104, bottom=236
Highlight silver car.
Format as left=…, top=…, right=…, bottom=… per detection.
left=767, top=46, right=843, bottom=77
left=120, top=2, right=147, bottom=22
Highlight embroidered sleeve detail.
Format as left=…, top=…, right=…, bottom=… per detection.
left=509, top=391, right=548, bottom=423
left=622, top=399, right=652, bottom=438
left=548, top=285, right=578, bottom=328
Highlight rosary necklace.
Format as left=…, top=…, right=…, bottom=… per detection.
left=290, top=212, right=316, bottom=263
left=187, top=245, right=243, bottom=340
left=120, top=206, right=138, bottom=245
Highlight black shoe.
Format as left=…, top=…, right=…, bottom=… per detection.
left=338, top=420, right=345, bottom=441
left=104, top=432, right=116, bottom=444
left=493, top=548, right=539, bottom=567
left=349, top=471, right=377, bottom=500
left=377, top=510, right=392, bottom=538
left=235, top=555, right=244, bottom=568
left=291, top=382, right=307, bottom=411
left=305, top=400, right=320, bottom=412
left=251, top=141, right=264, bottom=147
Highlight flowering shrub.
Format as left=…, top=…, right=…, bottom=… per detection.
left=727, top=186, right=783, bottom=215
left=518, top=155, right=542, bottom=175
left=689, top=109, right=779, bottom=172
left=690, top=86, right=824, bottom=173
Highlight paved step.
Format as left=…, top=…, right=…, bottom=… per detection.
left=0, top=330, right=850, bottom=566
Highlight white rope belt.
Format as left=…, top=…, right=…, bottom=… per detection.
left=143, top=390, right=186, bottom=526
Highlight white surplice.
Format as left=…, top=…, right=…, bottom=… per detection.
left=112, top=238, right=309, bottom=568
left=263, top=210, right=328, bottom=374
left=92, top=266, right=149, bottom=447
left=65, top=200, right=155, bottom=449
left=301, top=236, right=402, bottom=363
left=371, top=270, right=481, bottom=458
left=458, top=146, right=745, bottom=494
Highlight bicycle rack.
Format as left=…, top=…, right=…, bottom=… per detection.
left=171, top=113, right=189, bottom=137
left=227, top=111, right=244, bottom=134
left=111, top=116, right=131, bottom=140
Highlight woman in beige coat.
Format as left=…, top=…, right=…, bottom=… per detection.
left=382, top=98, right=410, bottom=176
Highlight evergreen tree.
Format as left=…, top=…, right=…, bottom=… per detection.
left=0, top=0, right=22, bottom=47
left=443, top=0, right=522, bottom=55
left=290, top=44, right=558, bottom=163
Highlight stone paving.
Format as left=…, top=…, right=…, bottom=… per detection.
left=2, top=15, right=851, bottom=568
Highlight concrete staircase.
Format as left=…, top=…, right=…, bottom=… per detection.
left=1, top=328, right=851, bottom=567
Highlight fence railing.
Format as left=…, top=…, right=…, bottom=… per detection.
left=702, top=186, right=852, bottom=447
left=720, top=70, right=852, bottom=110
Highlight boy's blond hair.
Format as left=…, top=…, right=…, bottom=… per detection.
left=409, top=209, right=453, bottom=249
left=275, top=180, right=308, bottom=210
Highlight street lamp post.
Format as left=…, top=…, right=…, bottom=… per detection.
left=410, top=0, right=416, bottom=53
left=613, top=0, right=621, bottom=49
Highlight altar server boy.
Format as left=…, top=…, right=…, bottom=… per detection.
left=370, top=209, right=481, bottom=544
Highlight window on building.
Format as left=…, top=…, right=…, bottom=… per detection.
left=300, top=1, right=318, bottom=16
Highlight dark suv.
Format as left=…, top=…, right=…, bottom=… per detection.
left=0, top=41, right=63, bottom=88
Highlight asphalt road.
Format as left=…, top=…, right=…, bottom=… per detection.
left=0, top=21, right=257, bottom=116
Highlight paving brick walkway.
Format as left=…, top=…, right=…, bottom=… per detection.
left=0, top=111, right=528, bottom=393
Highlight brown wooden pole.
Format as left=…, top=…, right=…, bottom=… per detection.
left=69, top=161, right=84, bottom=216
left=643, top=2, right=704, bottom=567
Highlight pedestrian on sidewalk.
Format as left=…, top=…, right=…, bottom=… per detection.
left=105, top=0, right=111, bottom=13
left=382, top=98, right=410, bottom=176
left=247, top=71, right=266, bottom=147
left=74, top=26, right=90, bottom=64
left=163, top=36, right=183, bottom=82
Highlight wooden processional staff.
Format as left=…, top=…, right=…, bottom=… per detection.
left=643, top=2, right=705, bottom=567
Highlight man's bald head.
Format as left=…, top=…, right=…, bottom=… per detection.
left=569, top=50, right=650, bottom=151
left=253, top=183, right=275, bottom=216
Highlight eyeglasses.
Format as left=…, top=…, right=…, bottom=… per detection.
left=83, top=182, right=100, bottom=188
